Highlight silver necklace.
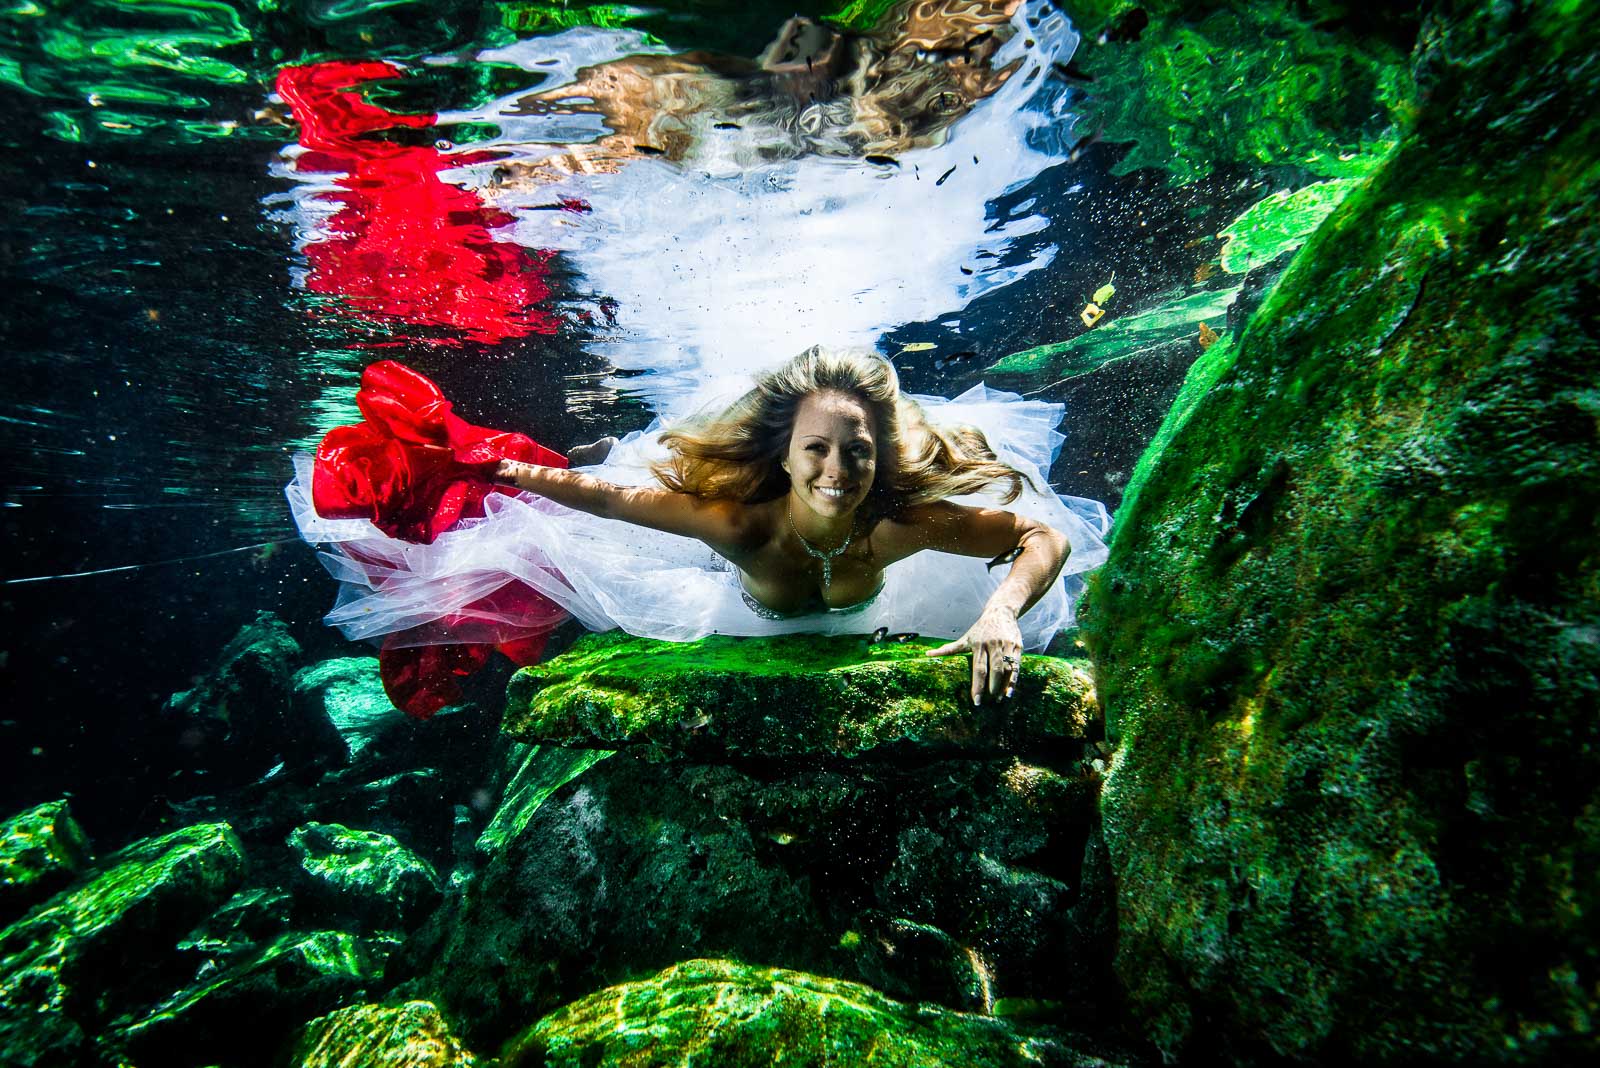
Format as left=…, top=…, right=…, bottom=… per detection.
left=788, top=506, right=852, bottom=588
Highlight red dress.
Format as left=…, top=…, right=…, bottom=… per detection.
left=313, top=360, right=570, bottom=718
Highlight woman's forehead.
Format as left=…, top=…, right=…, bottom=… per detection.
left=792, top=391, right=875, bottom=437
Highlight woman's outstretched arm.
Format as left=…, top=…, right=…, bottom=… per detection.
left=494, top=459, right=754, bottom=551
left=884, top=501, right=1070, bottom=706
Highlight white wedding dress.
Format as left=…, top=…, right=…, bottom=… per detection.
left=287, top=382, right=1111, bottom=652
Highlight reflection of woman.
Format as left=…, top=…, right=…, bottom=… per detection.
left=292, top=347, right=1110, bottom=713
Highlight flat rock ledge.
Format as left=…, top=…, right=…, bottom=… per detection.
left=503, top=632, right=1100, bottom=759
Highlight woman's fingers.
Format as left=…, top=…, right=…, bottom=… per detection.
left=924, top=637, right=970, bottom=659
left=972, top=646, right=989, bottom=705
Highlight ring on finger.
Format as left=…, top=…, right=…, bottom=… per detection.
left=1000, top=654, right=1018, bottom=666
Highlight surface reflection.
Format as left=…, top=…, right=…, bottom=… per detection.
left=272, top=59, right=566, bottom=347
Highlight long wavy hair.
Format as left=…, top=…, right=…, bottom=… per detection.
left=651, top=345, right=1030, bottom=519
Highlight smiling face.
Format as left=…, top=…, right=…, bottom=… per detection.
left=782, top=390, right=878, bottom=521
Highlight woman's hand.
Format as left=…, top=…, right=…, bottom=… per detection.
left=925, top=605, right=1024, bottom=705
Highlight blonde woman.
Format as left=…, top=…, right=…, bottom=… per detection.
left=290, top=346, right=1110, bottom=713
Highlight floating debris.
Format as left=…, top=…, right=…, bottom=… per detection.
left=868, top=627, right=919, bottom=645
left=678, top=710, right=712, bottom=730
left=935, top=164, right=957, bottom=186
left=932, top=351, right=978, bottom=370
left=1198, top=322, right=1220, bottom=349
left=899, top=342, right=937, bottom=353
left=1080, top=302, right=1106, bottom=328
left=1194, top=262, right=1220, bottom=283
left=1092, top=274, right=1116, bottom=304
left=865, top=154, right=900, bottom=167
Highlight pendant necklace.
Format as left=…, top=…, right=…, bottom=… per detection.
left=788, top=506, right=852, bottom=588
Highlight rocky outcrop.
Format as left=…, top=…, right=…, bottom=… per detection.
left=287, top=821, right=442, bottom=931
left=162, top=611, right=345, bottom=790
left=1078, top=1, right=1600, bottom=1062
left=406, top=633, right=1114, bottom=1047
left=501, top=958, right=1133, bottom=1067
left=0, top=799, right=92, bottom=926
left=0, top=822, right=246, bottom=1067
left=287, top=1000, right=479, bottom=1068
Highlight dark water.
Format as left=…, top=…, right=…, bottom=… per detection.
left=1, top=0, right=1279, bottom=840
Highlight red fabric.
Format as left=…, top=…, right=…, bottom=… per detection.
left=379, top=640, right=492, bottom=720
left=312, top=360, right=568, bottom=544
left=313, top=361, right=571, bottom=717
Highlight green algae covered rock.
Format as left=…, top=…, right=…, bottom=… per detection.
left=505, top=632, right=1097, bottom=758
left=288, top=1000, right=479, bottom=1067
left=288, top=822, right=442, bottom=931
left=1082, top=1, right=1600, bottom=1062
left=292, top=657, right=401, bottom=762
left=115, top=928, right=399, bottom=1066
left=0, top=799, right=92, bottom=924
left=0, top=822, right=245, bottom=1067
left=500, top=958, right=1124, bottom=1068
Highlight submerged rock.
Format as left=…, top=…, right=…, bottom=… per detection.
left=288, top=822, right=442, bottom=932
left=0, top=822, right=245, bottom=1067
left=162, top=611, right=343, bottom=789
left=114, top=928, right=398, bottom=1066
left=505, top=632, right=1098, bottom=758
left=291, top=656, right=401, bottom=763
left=500, top=958, right=1132, bottom=1068
left=287, top=1000, right=479, bottom=1068
left=406, top=634, right=1112, bottom=1047
left=1082, top=1, right=1600, bottom=1062
left=0, top=798, right=92, bottom=925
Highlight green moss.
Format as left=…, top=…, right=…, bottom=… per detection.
left=288, top=1000, right=480, bottom=1067
left=0, top=822, right=245, bottom=1066
left=117, top=929, right=400, bottom=1059
left=504, top=633, right=1098, bottom=758
left=0, top=800, right=91, bottom=918
left=477, top=744, right=614, bottom=856
left=500, top=958, right=1088, bottom=1067
left=288, top=823, right=441, bottom=930
left=1218, top=174, right=1373, bottom=273
left=1085, top=1, right=1600, bottom=1059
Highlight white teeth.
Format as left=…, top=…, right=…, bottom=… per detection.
left=818, top=487, right=849, bottom=498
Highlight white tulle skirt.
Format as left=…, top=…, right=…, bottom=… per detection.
left=286, top=383, right=1112, bottom=651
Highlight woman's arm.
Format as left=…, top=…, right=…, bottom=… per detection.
left=888, top=501, right=1070, bottom=706
left=494, top=459, right=755, bottom=551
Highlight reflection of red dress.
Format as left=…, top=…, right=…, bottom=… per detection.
left=314, top=361, right=570, bottom=718
left=275, top=61, right=562, bottom=346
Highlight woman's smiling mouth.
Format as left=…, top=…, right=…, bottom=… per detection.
left=816, top=485, right=852, bottom=499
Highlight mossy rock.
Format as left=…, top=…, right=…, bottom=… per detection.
left=287, top=1000, right=479, bottom=1067
left=504, top=633, right=1098, bottom=758
left=0, top=822, right=246, bottom=1067
left=405, top=738, right=1109, bottom=1047
left=115, top=928, right=399, bottom=1066
left=500, top=958, right=1127, bottom=1067
left=1083, top=1, right=1600, bottom=1061
left=0, top=799, right=92, bottom=925
left=288, top=822, right=442, bottom=932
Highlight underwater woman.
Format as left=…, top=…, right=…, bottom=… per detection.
left=291, top=346, right=1111, bottom=716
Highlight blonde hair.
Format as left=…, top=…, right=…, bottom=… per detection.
left=652, top=345, right=1030, bottom=518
